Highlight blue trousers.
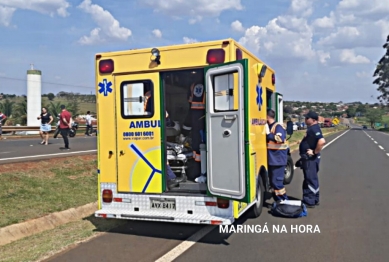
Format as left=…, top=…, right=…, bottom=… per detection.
left=302, top=157, right=320, bottom=205
left=268, top=165, right=288, bottom=201
left=166, top=165, right=176, bottom=180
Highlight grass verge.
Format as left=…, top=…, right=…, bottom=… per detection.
left=0, top=215, right=127, bottom=262
left=0, top=155, right=98, bottom=228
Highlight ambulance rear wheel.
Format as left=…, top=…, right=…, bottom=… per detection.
left=283, top=155, right=294, bottom=185
left=251, top=176, right=264, bottom=218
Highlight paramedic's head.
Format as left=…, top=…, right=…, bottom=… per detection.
left=267, top=109, right=276, bottom=124
left=304, top=111, right=318, bottom=126
left=60, top=105, right=66, bottom=111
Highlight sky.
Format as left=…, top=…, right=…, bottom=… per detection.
left=1, top=0, right=388, bottom=103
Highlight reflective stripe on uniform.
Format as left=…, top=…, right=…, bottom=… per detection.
left=267, top=122, right=288, bottom=150
left=191, top=102, right=205, bottom=109
left=274, top=188, right=286, bottom=195
left=308, top=185, right=319, bottom=194
left=188, top=83, right=205, bottom=109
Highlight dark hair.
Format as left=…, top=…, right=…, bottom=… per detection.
left=87, top=111, right=90, bottom=114
left=267, top=109, right=275, bottom=119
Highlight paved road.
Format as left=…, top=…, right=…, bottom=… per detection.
left=0, top=135, right=96, bottom=164
left=45, top=128, right=389, bottom=262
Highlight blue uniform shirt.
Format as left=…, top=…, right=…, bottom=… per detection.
left=267, top=122, right=288, bottom=166
left=299, top=124, right=324, bottom=157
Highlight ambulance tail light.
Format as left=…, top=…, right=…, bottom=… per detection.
left=217, top=198, right=230, bottom=209
left=207, top=49, right=225, bottom=64
left=272, top=73, right=275, bottom=85
left=236, top=48, right=243, bottom=60
left=99, top=59, right=114, bottom=74
left=102, top=189, right=113, bottom=203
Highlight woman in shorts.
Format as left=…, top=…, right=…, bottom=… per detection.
left=37, top=107, right=53, bottom=145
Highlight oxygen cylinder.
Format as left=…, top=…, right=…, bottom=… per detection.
left=200, top=143, right=206, bottom=175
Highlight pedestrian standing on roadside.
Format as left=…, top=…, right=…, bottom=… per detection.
left=37, top=107, right=53, bottom=145
left=59, top=105, right=72, bottom=150
left=85, top=111, right=93, bottom=136
left=297, top=111, right=326, bottom=208
left=0, top=111, right=7, bottom=140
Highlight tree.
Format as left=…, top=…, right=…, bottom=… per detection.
left=346, top=107, right=356, bottom=117
left=365, top=108, right=383, bottom=128
left=47, top=93, right=55, bottom=101
left=373, top=35, right=389, bottom=105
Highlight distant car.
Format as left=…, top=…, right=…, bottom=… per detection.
left=362, top=125, right=367, bottom=129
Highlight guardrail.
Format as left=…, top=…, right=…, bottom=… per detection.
left=1, top=125, right=97, bottom=132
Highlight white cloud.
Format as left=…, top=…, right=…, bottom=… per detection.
left=141, top=0, right=243, bottom=24
left=0, top=0, right=70, bottom=17
left=338, top=0, right=389, bottom=20
left=339, top=49, right=370, bottom=64
left=317, top=50, right=331, bottom=65
left=152, top=29, right=162, bottom=38
left=356, top=71, right=370, bottom=78
left=183, top=37, right=197, bottom=44
left=239, top=16, right=316, bottom=61
left=312, top=12, right=336, bottom=28
left=231, top=20, right=245, bottom=33
left=289, top=0, right=313, bottom=17
left=77, top=0, right=131, bottom=45
left=0, top=6, right=15, bottom=26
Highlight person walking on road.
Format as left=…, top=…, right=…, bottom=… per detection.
left=266, top=109, right=289, bottom=201
left=0, top=111, right=7, bottom=140
left=297, top=111, right=326, bottom=208
left=37, top=107, right=53, bottom=145
left=59, top=105, right=72, bottom=150
left=84, top=111, right=93, bottom=136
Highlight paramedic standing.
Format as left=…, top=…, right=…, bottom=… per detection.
left=183, top=73, right=206, bottom=182
left=298, top=111, right=326, bottom=208
left=266, top=109, right=288, bottom=201
left=0, top=111, right=7, bottom=140
left=59, top=105, right=72, bottom=150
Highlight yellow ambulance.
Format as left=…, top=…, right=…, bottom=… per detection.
left=94, top=38, right=295, bottom=225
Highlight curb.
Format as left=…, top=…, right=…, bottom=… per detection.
left=0, top=202, right=97, bottom=246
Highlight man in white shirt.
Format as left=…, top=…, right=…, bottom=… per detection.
left=85, top=111, right=93, bottom=136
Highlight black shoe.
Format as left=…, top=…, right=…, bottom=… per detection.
left=60, top=147, right=70, bottom=150
left=316, top=202, right=320, bottom=206
left=303, top=201, right=315, bottom=208
left=167, top=179, right=179, bottom=189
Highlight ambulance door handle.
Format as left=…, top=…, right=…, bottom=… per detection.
left=224, top=115, right=236, bottom=121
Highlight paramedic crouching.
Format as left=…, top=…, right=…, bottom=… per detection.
left=266, top=109, right=289, bottom=201
left=298, top=111, right=326, bottom=208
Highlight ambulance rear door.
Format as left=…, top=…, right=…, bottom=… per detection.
left=114, top=73, right=164, bottom=194
left=204, top=59, right=250, bottom=203
left=275, top=92, right=283, bottom=123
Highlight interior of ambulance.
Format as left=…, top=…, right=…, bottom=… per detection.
left=160, top=68, right=208, bottom=194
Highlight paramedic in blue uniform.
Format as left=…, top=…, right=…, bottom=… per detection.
left=266, top=109, right=288, bottom=201
left=182, top=73, right=205, bottom=181
left=298, top=111, right=326, bottom=208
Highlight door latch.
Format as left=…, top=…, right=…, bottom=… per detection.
left=223, top=130, right=231, bottom=137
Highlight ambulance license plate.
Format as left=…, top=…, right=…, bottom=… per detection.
left=150, top=198, right=176, bottom=210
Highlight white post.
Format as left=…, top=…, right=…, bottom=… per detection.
left=26, top=65, right=42, bottom=135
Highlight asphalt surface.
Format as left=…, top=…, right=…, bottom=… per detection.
left=0, top=135, right=96, bottom=164
left=43, top=126, right=389, bottom=262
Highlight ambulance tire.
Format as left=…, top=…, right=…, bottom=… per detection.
left=283, top=155, right=294, bottom=185
left=251, top=175, right=264, bottom=218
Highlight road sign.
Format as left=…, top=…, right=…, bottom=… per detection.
left=332, top=118, right=339, bottom=125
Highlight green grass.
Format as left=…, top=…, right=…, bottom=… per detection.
left=0, top=155, right=98, bottom=228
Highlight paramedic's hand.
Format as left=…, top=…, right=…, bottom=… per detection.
left=306, top=149, right=314, bottom=156
left=265, top=124, right=270, bottom=135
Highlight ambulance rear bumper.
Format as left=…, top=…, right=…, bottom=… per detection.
left=95, top=209, right=234, bottom=225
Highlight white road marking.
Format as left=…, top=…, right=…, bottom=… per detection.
left=0, top=150, right=97, bottom=161
left=155, top=226, right=215, bottom=262
left=374, top=141, right=378, bottom=144
left=379, top=146, right=384, bottom=150
left=387, top=153, right=389, bottom=157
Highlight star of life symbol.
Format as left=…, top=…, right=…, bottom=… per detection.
left=98, top=79, right=113, bottom=96
left=193, top=84, right=204, bottom=97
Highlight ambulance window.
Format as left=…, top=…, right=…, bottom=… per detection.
left=213, top=72, right=239, bottom=112
left=120, top=80, right=154, bottom=118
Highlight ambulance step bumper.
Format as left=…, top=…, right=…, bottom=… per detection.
left=95, top=209, right=234, bottom=225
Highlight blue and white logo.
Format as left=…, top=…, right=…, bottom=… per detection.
left=256, top=84, right=263, bottom=111
left=98, top=79, right=113, bottom=96
left=193, top=84, right=204, bottom=98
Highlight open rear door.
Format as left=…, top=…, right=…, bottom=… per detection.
left=205, top=60, right=250, bottom=203
left=275, top=92, right=283, bottom=123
